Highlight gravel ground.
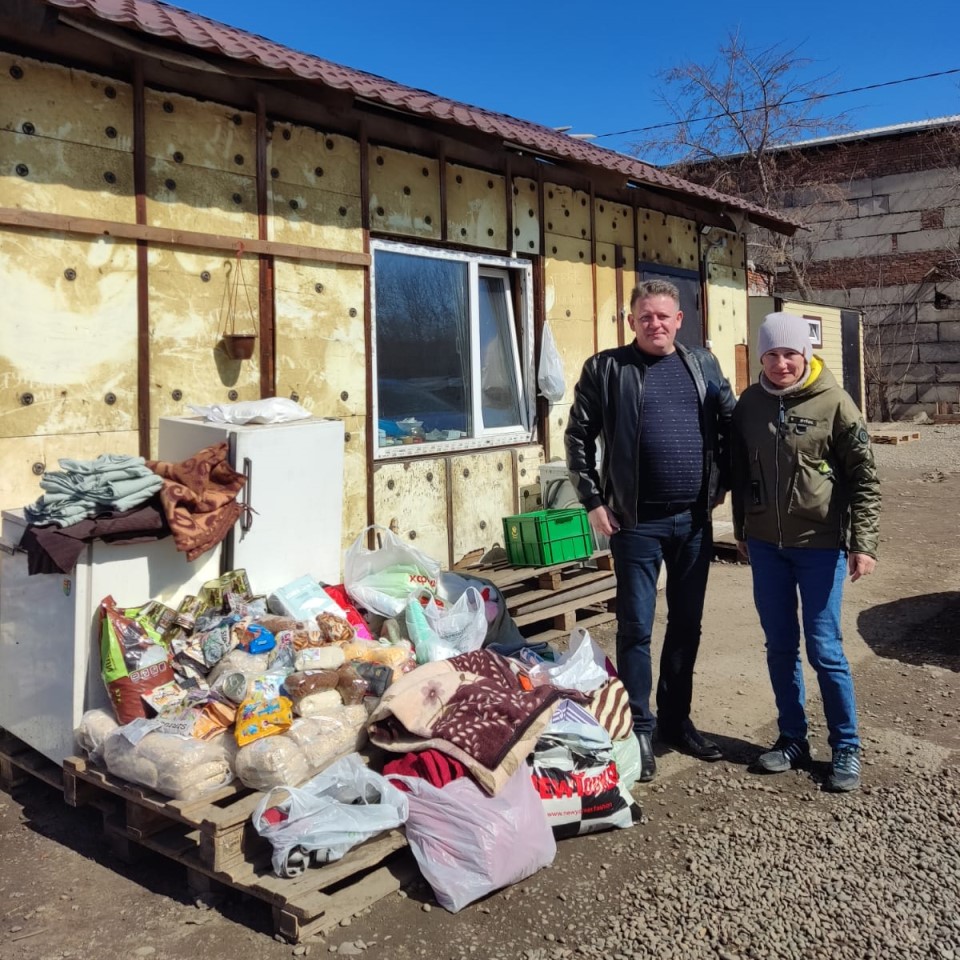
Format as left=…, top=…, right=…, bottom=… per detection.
left=868, top=423, right=960, bottom=476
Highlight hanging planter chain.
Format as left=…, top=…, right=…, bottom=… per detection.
left=219, top=243, right=258, bottom=360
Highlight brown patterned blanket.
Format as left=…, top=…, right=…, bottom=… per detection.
left=368, top=650, right=587, bottom=795
left=146, top=442, right=246, bottom=562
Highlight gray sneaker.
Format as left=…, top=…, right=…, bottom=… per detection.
left=756, top=735, right=811, bottom=773
left=826, top=746, right=862, bottom=792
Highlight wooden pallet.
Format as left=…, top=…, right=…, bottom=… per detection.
left=870, top=431, right=921, bottom=445
left=0, top=730, right=65, bottom=793
left=61, top=755, right=413, bottom=942
left=467, top=551, right=617, bottom=644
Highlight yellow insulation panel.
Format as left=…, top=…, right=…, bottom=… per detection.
left=273, top=259, right=366, bottom=418
left=450, top=450, right=516, bottom=562
left=0, top=53, right=134, bottom=151
left=513, top=444, right=545, bottom=516
left=266, top=124, right=363, bottom=252
left=595, top=248, right=619, bottom=353
left=543, top=183, right=591, bottom=241
left=707, top=229, right=747, bottom=270
left=0, top=431, right=141, bottom=513
left=705, top=262, right=748, bottom=390
left=143, top=90, right=255, bottom=172
left=0, top=131, right=135, bottom=221
left=147, top=248, right=262, bottom=422
left=638, top=210, right=699, bottom=270
left=145, top=157, right=257, bottom=237
left=266, top=125, right=361, bottom=196
left=544, top=401, right=571, bottom=465
left=544, top=246, right=594, bottom=393
left=373, top=458, right=450, bottom=569
left=594, top=198, right=633, bottom=246
left=340, top=414, right=368, bottom=557
left=268, top=181, right=363, bottom=252
left=0, top=231, right=138, bottom=438
left=445, top=164, right=507, bottom=250
left=512, top=177, right=540, bottom=254
left=368, top=146, right=441, bottom=240
left=621, top=252, right=637, bottom=342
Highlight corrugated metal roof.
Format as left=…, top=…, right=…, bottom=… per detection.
left=774, top=115, right=960, bottom=151
left=43, top=0, right=798, bottom=232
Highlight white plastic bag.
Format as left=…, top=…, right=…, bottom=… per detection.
left=529, top=627, right=609, bottom=693
left=394, top=764, right=556, bottom=912
left=405, top=587, right=487, bottom=663
left=252, top=752, right=408, bottom=877
left=344, top=525, right=441, bottom=618
left=187, top=397, right=312, bottom=424
left=537, top=321, right=565, bottom=403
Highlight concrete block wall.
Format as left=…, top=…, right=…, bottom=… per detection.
left=774, top=125, right=960, bottom=419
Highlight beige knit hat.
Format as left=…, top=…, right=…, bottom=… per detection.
left=758, top=312, right=813, bottom=362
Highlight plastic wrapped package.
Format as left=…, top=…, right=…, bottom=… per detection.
left=235, top=696, right=294, bottom=746
left=341, top=640, right=412, bottom=678
left=206, top=648, right=271, bottom=686
left=336, top=664, right=367, bottom=705
left=103, top=725, right=234, bottom=800
left=283, top=670, right=339, bottom=700
left=315, top=611, right=354, bottom=645
left=287, top=708, right=368, bottom=769
left=295, top=689, right=343, bottom=718
left=235, top=735, right=311, bottom=791
left=75, top=708, right=120, bottom=757
left=294, top=645, right=345, bottom=671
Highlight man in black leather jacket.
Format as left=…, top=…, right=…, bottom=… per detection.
left=565, top=279, right=735, bottom=781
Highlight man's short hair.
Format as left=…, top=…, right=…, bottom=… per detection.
left=630, top=279, right=681, bottom=310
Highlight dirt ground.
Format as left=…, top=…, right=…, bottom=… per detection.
left=1, top=426, right=957, bottom=960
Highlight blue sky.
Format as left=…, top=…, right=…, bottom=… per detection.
left=184, top=0, right=959, bottom=159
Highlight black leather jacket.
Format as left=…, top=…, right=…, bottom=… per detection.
left=564, top=342, right=736, bottom=530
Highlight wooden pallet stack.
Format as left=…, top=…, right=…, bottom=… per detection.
left=0, top=730, right=412, bottom=944
left=463, top=550, right=617, bottom=645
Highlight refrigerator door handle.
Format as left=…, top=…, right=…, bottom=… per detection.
left=240, top=457, right=254, bottom=533
left=0, top=539, right=22, bottom=556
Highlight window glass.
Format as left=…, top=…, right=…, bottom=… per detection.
left=478, top=273, right=523, bottom=429
left=373, top=245, right=530, bottom=455
left=375, top=250, right=471, bottom=443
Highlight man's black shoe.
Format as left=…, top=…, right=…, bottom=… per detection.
left=658, top=721, right=723, bottom=761
left=636, top=732, right=656, bottom=782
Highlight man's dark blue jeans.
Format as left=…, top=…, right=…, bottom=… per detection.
left=609, top=507, right=712, bottom=735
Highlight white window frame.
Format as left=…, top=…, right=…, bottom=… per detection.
left=371, top=239, right=535, bottom=460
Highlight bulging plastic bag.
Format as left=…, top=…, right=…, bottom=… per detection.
left=394, top=763, right=556, bottom=913
left=528, top=627, right=610, bottom=693
left=537, top=321, right=565, bottom=403
left=344, top=525, right=441, bottom=618
left=187, top=397, right=312, bottom=424
left=405, top=587, right=487, bottom=664
left=252, top=753, right=408, bottom=877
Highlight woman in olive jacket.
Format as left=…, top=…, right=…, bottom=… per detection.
left=732, top=312, right=880, bottom=792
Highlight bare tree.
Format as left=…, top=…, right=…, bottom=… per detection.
left=632, top=30, right=851, bottom=296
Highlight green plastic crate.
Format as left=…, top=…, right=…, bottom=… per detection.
left=501, top=507, right=595, bottom=567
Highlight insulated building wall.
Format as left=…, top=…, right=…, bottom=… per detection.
left=0, top=55, right=139, bottom=509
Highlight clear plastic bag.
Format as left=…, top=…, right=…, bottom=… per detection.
left=187, top=397, right=312, bottom=424
left=405, top=588, right=487, bottom=664
left=394, top=763, right=556, bottom=912
left=344, top=525, right=441, bottom=618
left=252, top=753, right=408, bottom=877
left=528, top=627, right=609, bottom=693
left=537, top=321, right=565, bottom=403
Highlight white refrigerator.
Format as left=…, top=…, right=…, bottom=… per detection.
left=0, top=510, right=222, bottom=765
left=157, top=416, right=345, bottom=593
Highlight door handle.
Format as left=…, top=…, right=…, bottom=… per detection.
left=240, top=456, right=253, bottom=532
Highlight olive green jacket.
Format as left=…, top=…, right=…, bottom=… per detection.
left=732, top=358, right=880, bottom=557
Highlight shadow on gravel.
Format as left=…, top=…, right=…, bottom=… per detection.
left=858, top=591, right=960, bottom=672
left=7, top=778, right=276, bottom=936
left=656, top=731, right=759, bottom=766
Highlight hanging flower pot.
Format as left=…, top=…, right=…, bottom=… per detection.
left=218, top=245, right=258, bottom=361
left=222, top=332, right=257, bottom=360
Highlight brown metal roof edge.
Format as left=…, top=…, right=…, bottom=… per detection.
left=39, top=0, right=799, bottom=235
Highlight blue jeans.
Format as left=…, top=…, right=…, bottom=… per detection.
left=747, top=539, right=859, bottom=750
left=610, top=509, right=712, bottom=735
